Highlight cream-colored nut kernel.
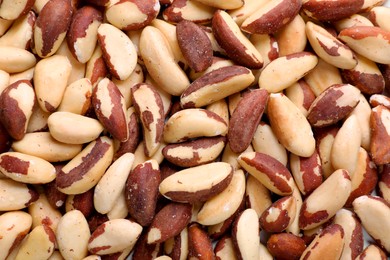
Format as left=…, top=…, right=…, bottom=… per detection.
left=274, top=14, right=306, bottom=56
left=333, top=14, right=374, bottom=32
left=56, top=136, right=114, bottom=194
left=368, top=6, right=390, bottom=32
left=249, top=33, right=279, bottom=71
left=228, top=0, right=269, bottom=26
left=88, top=219, right=142, bottom=255
left=164, top=108, right=228, bottom=143
left=0, top=11, right=35, bottom=50
left=97, top=23, right=137, bottom=80
left=12, top=132, right=83, bottom=162
left=353, top=195, right=390, bottom=252
left=299, top=169, right=351, bottom=230
left=356, top=244, right=387, bottom=260
left=285, top=80, right=316, bottom=117
left=191, top=0, right=243, bottom=9
left=28, top=193, right=62, bottom=232
left=259, top=52, right=318, bottom=93
left=331, top=115, right=361, bottom=174
left=370, top=105, right=390, bottom=165
left=0, top=211, right=32, bottom=260
left=245, top=174, right=272, bottom=217
left=57, top=210, right=90, bottom=260
left=9, top=67, right=34, bottom=85
left=0, top=46, right=36, bottom=73
left=163, top=0, right=215, bottom=24
left=0, top=178, right=38, bottom=211
left=140, top=26, right=189, bottom=96
left=0, top=70, right=10, bottom=93
left=306, top=21, right=357, bottom=69
left=0, top=152, right=56, bottom=184
left=94, top=153, right=134, bottom=214
left=267, top=93, right=315, bottom=157
left=57, top=78, right=93, bottom=115
left=85, top=45, right=108, bottom=87
left=206, top=98, right=229, bottom=126
left=349, top=94, right=372, bottom=151
left=15, top=225, right=56, bottom=260
left=56, top=40, right=86, bottom=85
left=34, top=55, right=72, bottom=113
left=197, top=169, right=245, bottom=225
left=48, top=112, right=104, bottom=145
left=26, top=103, right=50, bottom=133
left=0, top=0, right=34, bottom=20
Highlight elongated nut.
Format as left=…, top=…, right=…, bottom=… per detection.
left=0, top=46, right=36, bottom=73
left=302, top=0, right=364, bottom=21
left=379, top=167, right=390, bottom=204
left=0, top=211, right=32, bottom=260
left=356, top=244, right=388, bottom=260
left=238, top=151, right=294, bottom=196
left=125, top=159, right=160, bottom=226
left=370, top=105, right=390, bottom=164
left=241, top=0, right=301, bottom=34
left=188, top=224, right=215, bottom=259
left=94, top=153, right=134, bottom=215
left=57, top=78, right=93, bottom=115
left=159, top=162, right=233, bottom=203
left=163, top=0, right=215, bottom=24
left=56, top=136, right=114, bottom=194
left=299, top=169, right=351, bottom=230
left=212, top=10, right=263, bottom=69
left=245, top=174, right=272, bottom=217
left=300, top=224, right=345, bottom=260
left=0, top=0, right=34, bottom=20
left=163, top=108, right=227, bottom=143
left=191, top=0, right=243, bottom=10
left=181, top=65, right=255, bottom=108
left=33, top=0, right=73, bottom=58
left=260, top=195, right=296, bottom=233
left=259, top=52, right=318, bottom=93
left=339, top=26, right=390, bottom=64
left=162, top=136, right=226, bottom=168
left=266, top=233, right=306, bottom=260
left=274, top=14, right=306, bottom=56
left=0, top=80, right=35, bottom=140
left=214, top=235, right=237, bottom=260
left=231, top=208, right=260, bottom=260
left=67, top=6, right=103, bottom=63
left=92, top=78, right=129, bottom=142
left=140, top=26, right=189, bottom=96
left=0, top=178, right=38, bottom=211
left=28, top=192, right=62, bottom=232
left=33, top=54, right=72, bottom=113
left=228, top=89, right=268, bottom=153
left=132, top=83, right=164, bottom=157
left=56, top=210, right=91, bottom=259
left=197, top=169, right=245, bottom=226
left=306, top=21, right=357, bottom=69
left=267, top=93, right=315, bottom=157
left=48, top=112, right=104, bottom=145
left=88, top=219, right=142, bottom=255
left=353, top=195, right=390, bottom=252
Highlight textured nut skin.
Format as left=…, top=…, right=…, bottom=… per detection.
left=34, top=0, right=73, bottom=58
left=0, top=80, right=35, bottom=140
left=214, top=235, right=237, bottom=260
left=370, top=105, right=390, bottom=165
left=212, top=10, right=263, bottom=69
left=299, top=169, right=351, bottom=230
left=0, top=178, right=38, bottom=211
left=163, top=0, right=215, bottom=24
left=162, top=136, right=226, bottom=168
left=187, top=224, right=215, bottom=260
left=66, top=189, right=95, bottom=218
left=266, top=233, right=306, bottom=260
left=176, top=20, right=212, bottom=73
left=241, top=0, right=301, bottom=34
left=132, top=83, right=164, bottom=157
left=85, top=45, right=108, bottom=87
left=285, top=80, right=316, bottom=117
left=125, top=160, right=160, bottom=227
left=67, top=6, right=103, bottom=63
left=302, top=0, right=364, bottom=21
left=228, top=89, right=269, bottom=153
left=146, top=202, right=192, bottom=244
left=238, top=151, right=294, bottom=196
left=307, top=84, right=360, bottom=127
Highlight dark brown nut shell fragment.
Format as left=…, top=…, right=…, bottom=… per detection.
left=302, top=0, right=364, bottom=22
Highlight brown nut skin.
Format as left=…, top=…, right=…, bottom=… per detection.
left=302, top=0, right=364, bottom=22
left=228, top=89, right=269, bottom=153
left=132, top=232, right=163, bottom=260
left=34, top=0, right=73, bottom=58
left=125, top=160, right=161, bottom=227
left=241, top=0, right=302, bottom=34
left=176, top=20, right=213, bottom=73
left=146, top=202, right=192, bottom=244
left=66, top=189, right=94, bottom=218
left=356, top=244, right=388, bottom=260
left=266, top=233, right=306, bottom=260
left=379, top=165, right=390, bottom=204
left=163, top=0, right=215, bottom=24
left=188, top=224, right=215, bottom=260
left=370, top=105, right=390, bottom=165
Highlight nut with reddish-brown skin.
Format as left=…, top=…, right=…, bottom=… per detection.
left=368, top=6, right=390, bottom=32
left=370, top=94, right=390, bottom=110
left=214, top=235, right=238, bottom=260
left=228, top=89, right=269, bottom=153
left=0, top=179, right=38, bottom=211
left=34, top=0, right=73, bottom=58
left=212, top=10, right=263, bottom=69
left=266, top=233, right=306, bottom=260
left=125, top=159, right=160, bottom=227
left=65, top=189, right=95, bottom=218
left=0, top=80, right=35, bottom=140
left=379, top=165, right=390, bottom=204
left=146, top=202, right=192, bottom=244
left=85, top=46, right=109, bottom=87
left=163, top=0, right=215, bottom=24
left=238, top=151, right=294, bottom=196
left=356, top=244, right=388, bottom=260
left=176, top=20, right=213, bottom=73
left=300, top=224, right=345, bottom=260
left=307, top=83, right=361, bottom=128
left=132, top=83, right=164, bottom=157
left=260, top=195, right=297, bottom=233
left=302, top=0, right=364, bottom=22
left=67, top=6, right=103, bottom=64
left=187, top=224, right=215, bottom=259
left=162, top=136, right=226, bottom=168
left=92, top=78, right=129, bottom=142
left=370, top=105, right=390, bottom=165
left=285, top=80, right=316, bottom=117
left=241, top=0, right=301, bottom=34
left=164, top=228, right=188, bottom=260
left=45, top=177, right=67, bottom=209
left=132, top=231, right=163, bottom=260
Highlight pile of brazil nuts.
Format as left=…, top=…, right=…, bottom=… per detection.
left=2, top=0, right=390, bottom=259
